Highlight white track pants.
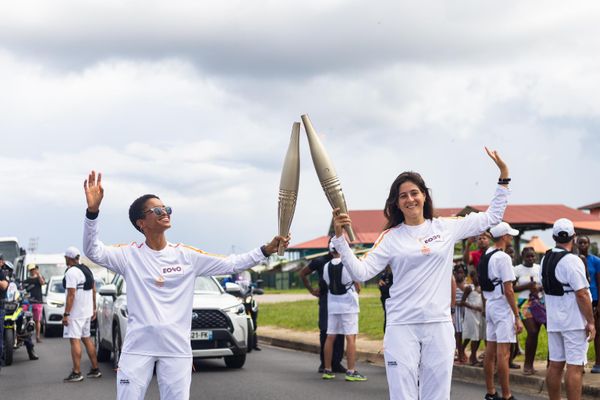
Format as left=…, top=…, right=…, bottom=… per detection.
left=116, top=353, right=192, bottom=400
left=384, top=322, right=455, bottom=400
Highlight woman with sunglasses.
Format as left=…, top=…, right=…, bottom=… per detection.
left=82, top=171, right=288, bottom=400
left=331, top=148, right=511, bottom=400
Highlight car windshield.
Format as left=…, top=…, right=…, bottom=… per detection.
left=194, top=276, right=222, bottom=293
left=49, top=279, right=65, bottom=294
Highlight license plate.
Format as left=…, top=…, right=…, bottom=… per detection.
left=190, top=330, right=212, bottom=340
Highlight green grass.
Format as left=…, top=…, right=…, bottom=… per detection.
left=260, top=298, right=597, bottom=361
left=260, top=296, right=386, bottom=340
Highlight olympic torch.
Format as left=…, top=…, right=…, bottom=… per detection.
left=277, top=122, right=301, bottom=256
left=301, top=114, right=355, bottom=241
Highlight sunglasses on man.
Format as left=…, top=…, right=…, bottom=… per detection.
left=144, top=206, right=173, bottom=216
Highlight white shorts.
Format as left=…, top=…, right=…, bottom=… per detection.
left=384, top=322, right=455, bottom=400
left=63, top=317, right=91, bottom=339
left=117, top=353, right=192, bottom=400
left=485, top=300, right=516, bottom=343
left=327, top=313, right=358, bottom=335
left=548, top=330, right=589, bottom=366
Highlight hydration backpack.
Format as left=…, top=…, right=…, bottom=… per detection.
left=477, top=249, right=502, bottom=292
left=63, top=264, right=95, bottom=291
left=541, top=249, right=572, bottom=296
left=327, top=263, right=354, bottom=295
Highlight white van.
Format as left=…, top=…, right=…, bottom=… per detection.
left=14, top=253, right=67, bottom=288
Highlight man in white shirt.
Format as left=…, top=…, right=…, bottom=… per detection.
left=321, top=240, right=365, bottom=382
left=62, top=246, right=101, bottom=382
left=542, top=219, right=595, bottom=400
left=481, top=222, right=523, bottom=400
left=82, top=171, right=288, bottom=400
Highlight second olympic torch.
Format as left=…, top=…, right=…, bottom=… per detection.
left=301, top=114, right=356, bottom=242
left=277, top=122, right=301, bottom=256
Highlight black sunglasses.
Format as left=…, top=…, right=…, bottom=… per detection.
left=144, top=206, right=173, bottom=216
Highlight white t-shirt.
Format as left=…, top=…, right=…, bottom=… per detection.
left=65, top=266, right=94, bottom=320
left=83, top=216, right=265, bottom=358
left=540, top=249, right=591, bottom=332
left=514, top=263, right=541, bottom=300
left=323, top=258, right=359, bottom=315
left=332, top=185, right=510, bottom=326
left=482, top=248, right=516, bottom=302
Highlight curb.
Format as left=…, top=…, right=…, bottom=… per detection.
left=258, top=333, right=599, bottom=399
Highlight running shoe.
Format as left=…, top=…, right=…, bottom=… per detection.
left=345, top=370, right=367, bottom=382
left=86, top=368, right=102, bottom=378
left=484, top=393, right=501, bottom=400
left=591, top=364, right=600, bottom=373
left=64, top=371, right=84, bottom=382
left=321, top=369, right=335, bottom=380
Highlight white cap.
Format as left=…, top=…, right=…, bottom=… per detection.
left=328, top=239, right=336, bottom=253
left=553, top=218, right=575, bottom=238
left=64, top=246, right=81, bottom=259
left=490, top=222, right=519, bottom=238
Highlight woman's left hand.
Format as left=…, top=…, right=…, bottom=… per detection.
left=485, top=147, right=509, bottom=179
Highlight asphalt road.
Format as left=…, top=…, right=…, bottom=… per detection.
left=0, top=337, right=545, bottom=399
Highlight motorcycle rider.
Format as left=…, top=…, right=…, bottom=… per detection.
left=0, top=258, right=39, bottom=362
left=0, top=254, right=9, bottom=371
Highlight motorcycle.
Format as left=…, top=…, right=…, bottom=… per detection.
left=224, top=279, right=263, bottom=352
left=3, top=282, right=35, bottom=365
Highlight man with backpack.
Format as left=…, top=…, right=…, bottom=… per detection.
left=480, top=222, right=523, bottom=400
left=542, top=219, right=595, bottom=400
left=321, top=240, right=366, bottom=382
left=63, top=246, right=102, bottom=382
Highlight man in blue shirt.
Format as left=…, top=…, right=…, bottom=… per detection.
left=576, top=236, right=600, bottom=373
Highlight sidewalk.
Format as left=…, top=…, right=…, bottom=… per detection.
left=258, top=325, right=600, bottom=399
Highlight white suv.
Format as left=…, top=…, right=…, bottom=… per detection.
left=96, top=274, right=251, bottom=369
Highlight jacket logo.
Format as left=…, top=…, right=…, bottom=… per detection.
left=119, top=379, right=130, bottom=384
left=387, top=361, right=398, bottom=367
left=161, top=266, right=184, bottom=276
left=423, top=234, right=442, bottom=244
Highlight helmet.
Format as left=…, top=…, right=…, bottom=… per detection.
left=2, top=261, right=14, bottom=270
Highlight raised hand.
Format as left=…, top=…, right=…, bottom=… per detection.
left=484, top=147, right=509, bottom=180
left=84, top=170, right=104, bottom=213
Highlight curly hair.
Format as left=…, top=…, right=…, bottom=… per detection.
left=128, top=194, right=160, bottom=232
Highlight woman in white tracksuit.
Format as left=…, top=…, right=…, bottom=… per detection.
left=331, top=148, right=511, bottom=400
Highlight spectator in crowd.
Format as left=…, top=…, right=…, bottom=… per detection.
left=576, top=235, right=600, bottom=373
left=299, top=243, right=346, bottom=374
left=463, top=233, right=492, bottom=274
left=0, top=258, right=9, bottom=373
left=377, top=265, right=393, bottom=332
left=63, top=247, right=102, bottom=382
left=461, top=270, right=484, bottom=366
left=543, top=219, right=595, bottom=400
left=481, top=222, right=523, bottom=400
left=513, top=247, right=544, bottom=375
left=453, top=264, right=468, bottom=364
left=321, top=241, right=366, bottom=382
left=505, top=243, right=521, bottom=370
left=24, top=263, right=45, bottom=342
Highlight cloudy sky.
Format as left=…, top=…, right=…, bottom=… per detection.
left=1, top=1, right=599, bottom=255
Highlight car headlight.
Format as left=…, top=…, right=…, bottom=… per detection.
left=47, top=300, right=65, bottom=308
left=224, top=304, right=245, bottom=315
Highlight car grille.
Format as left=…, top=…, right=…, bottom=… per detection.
left=191, top=310, right=231, bottom=331
left=191, top=340, right=231, bottom=350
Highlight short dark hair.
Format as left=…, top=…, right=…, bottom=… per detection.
left=129, top=194, right=160, bottom=232
left=553, top=232, right=573, bottom=244
left=384, top=171, right=434, bottom=229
